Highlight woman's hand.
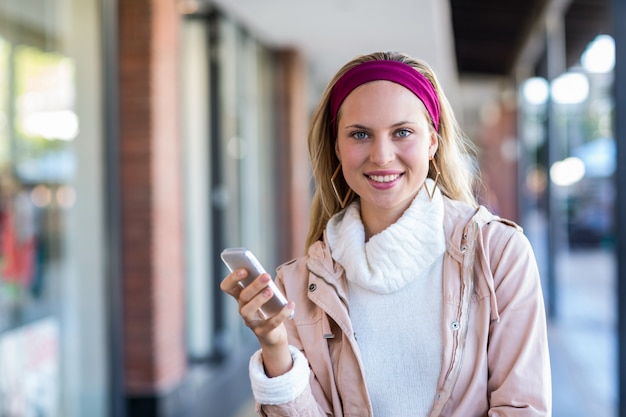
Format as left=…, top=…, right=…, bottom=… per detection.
left=220, top=269, right=295, bottom=376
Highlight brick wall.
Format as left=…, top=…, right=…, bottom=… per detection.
left=478, top=99, right=520, bottom=222
left=274, top=50, right=311, bottom=259
left=118, top=0, right=186, bottom=398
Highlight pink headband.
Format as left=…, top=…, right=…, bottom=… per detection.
left=330, top=60, right=440, bottom=134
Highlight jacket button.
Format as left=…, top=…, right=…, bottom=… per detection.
left=451, top=321, right=460, bottom=330
left=308, top=283, right=317, bottom=292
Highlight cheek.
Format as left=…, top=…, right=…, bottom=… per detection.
left=337, top=143, right=362, bottom=165
left=399, top=143, right=429, bottom=166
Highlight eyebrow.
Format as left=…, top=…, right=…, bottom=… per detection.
left=343, top=120, right=418, bottom=130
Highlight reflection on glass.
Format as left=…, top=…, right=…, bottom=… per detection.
left=14, top=46, right=77, bottom=183
left=550, top=157, right=585, bottom=187
left=0, top=0, right=105, bottom=414
left=0, top=42, right=77, bottom=330
left=582, top=35, right=615, bottom=74
left=0, top=9, right=78, bottom=415
left=551, top=72, right=589, bottom=105
left=0, top=39, right=9, bottom=164
left=522, top=77, right=549, bottom=106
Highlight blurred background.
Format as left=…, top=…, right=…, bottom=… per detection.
left=0, top=0, right=623, bottom=416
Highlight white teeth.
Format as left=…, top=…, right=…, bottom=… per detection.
left=369, top=174, right=400, bottom=183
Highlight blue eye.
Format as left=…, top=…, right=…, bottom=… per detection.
left=352, top=131, right=369, bottom=140
left=396, top=128, right=411, bottom=138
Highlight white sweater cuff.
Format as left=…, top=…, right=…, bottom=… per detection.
left=249, top=345, right=310, bottom=405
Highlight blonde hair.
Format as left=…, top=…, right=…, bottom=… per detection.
left=305, top=51, right=479, bottom=249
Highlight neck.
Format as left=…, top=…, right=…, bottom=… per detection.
left=361, top=209, right=400, bottom=242
left=360, top=205, right=405, bottom=241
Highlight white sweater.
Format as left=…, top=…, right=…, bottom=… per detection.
left=326, top=180, right=445, bottom=417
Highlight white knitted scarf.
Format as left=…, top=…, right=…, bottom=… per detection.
left=326, top=179, right=446, bottom=294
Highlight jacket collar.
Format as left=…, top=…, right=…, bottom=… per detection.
left=305, top=197, right=505, bottom=298
left=306, top=234, right=349, bottom=303
left=442, top=197, right=483, bottom=262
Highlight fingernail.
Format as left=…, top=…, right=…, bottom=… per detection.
left=237, top=269, right=247, bottom=278
left=260, top=274, right=270, bottom=283
left=263, top=287, right=272, bottom=297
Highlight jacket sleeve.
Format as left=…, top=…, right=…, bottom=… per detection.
left=484, top=223, right=552, bottom=416
left=251, top=264, right=333, bottom=417
left=250, top=346, right=329, bottom=416
left=249, top=346, right=310, bottom=404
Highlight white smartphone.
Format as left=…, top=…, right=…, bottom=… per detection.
left=220, top=248, right=291, bottom=319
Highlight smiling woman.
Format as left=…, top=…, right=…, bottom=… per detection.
left=221, top=51, right=552, bottom=417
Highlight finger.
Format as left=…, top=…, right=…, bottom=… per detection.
left=219, top=269, right=248, bottom=296
left=240, top=283, right=275, bottom=319
left=238, top=273, right=272, bottom=303
left=249, top=302, right=296, bottom=343
left=245, top=296, right=295, bottom=330
left=272, top=301, right=296, bottom=322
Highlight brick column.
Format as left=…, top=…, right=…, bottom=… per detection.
left=118, top=0, right=185, bottom=413
left=477, top=99, right=520, bottom=222
left=274, top=50, right=311, bottom=259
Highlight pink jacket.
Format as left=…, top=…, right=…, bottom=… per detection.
left=259, top=198, right=552, bottom=416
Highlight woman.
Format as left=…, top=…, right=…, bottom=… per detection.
left=221, top=51, right=552, bottom=416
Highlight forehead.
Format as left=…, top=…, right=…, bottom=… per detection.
left=340, top=80, right=428, bottom=119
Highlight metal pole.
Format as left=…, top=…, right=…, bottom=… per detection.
left=614, top=0, right=626, bottom=414
left=545, top=13, right=566, bottom=318
left=102, top=0, right=125, bottom=415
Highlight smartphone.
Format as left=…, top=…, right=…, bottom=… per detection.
left=220, top=248, right=291, bottom=319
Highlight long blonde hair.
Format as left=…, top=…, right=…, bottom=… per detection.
left=305, top=51, right=479, bottom=249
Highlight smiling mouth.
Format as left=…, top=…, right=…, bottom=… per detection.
left=367, top=173, right=402, bottom=183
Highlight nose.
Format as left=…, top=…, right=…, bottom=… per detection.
left=369, top=136, right=395, bottom=166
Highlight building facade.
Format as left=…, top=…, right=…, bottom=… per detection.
left=0, top=0, right=313, bottom=415
left=1, top=0, right=621, bottom=416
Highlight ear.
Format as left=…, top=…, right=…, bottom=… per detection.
left=335, top=140, right=341, bottom=161
left=428, top=132, right=439, bottom=157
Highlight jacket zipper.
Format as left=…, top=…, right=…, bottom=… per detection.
left=432, top=220, right=479, bottom=416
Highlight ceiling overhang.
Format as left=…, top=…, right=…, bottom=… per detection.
left=199, top=0, right=611, bottom=82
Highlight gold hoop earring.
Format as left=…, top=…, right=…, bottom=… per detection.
left=330, top=163, right=353, bottom=208
left=423, top=157, right=441, bottom=201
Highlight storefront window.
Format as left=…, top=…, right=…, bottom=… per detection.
left=0, top=39, right=9, bottom=163
left=0, top=44, right=76, bottom=326
left=0, top=0, right=107, bottom=415
left=0, top=38, right=74, bottom=417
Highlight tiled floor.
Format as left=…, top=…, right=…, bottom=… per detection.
left=547, top=249, right=616, bottom=416
left=526, top=209, right=616, bottom=416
